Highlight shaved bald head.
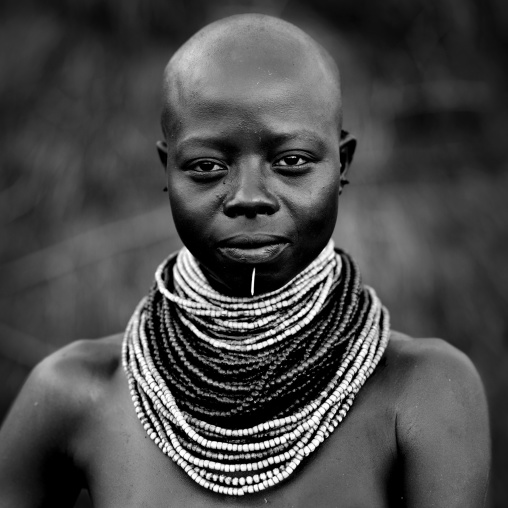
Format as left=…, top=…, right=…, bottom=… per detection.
left=161, top=14, right=342, bottom=138
left=156, top=14, right=356, bottom=295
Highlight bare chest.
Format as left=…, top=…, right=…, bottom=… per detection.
left=76, top=369, right=400, bottom=508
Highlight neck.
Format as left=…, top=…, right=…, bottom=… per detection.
left=196, top=240, right=336, bottom=298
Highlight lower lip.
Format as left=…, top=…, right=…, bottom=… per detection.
left=217, top=243, right=288, bottom=264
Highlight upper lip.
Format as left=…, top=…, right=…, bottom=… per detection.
left=217, top=234, right=290, bottom=248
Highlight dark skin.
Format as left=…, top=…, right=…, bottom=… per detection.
left=0, top=14, right=490, bottom=508
left=158, top=14, right=351, bottom=296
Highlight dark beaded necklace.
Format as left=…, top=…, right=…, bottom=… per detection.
left=123, top=240, right=390, bottom=495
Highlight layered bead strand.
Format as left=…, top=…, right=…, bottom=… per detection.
left=123, top=240, right=390, bottom=495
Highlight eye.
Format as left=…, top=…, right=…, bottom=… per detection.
left=274, top=154, right=310, bottom=167
left=273, top=153, right=315, bottom=175
left=189, top=160, right=226, bottom=173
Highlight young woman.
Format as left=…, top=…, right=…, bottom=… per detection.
left=0, top=14, right=490, bottom=508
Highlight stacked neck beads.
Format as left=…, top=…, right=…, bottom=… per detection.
left=122, top=240, right=390, bottom=496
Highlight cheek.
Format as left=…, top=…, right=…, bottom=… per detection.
left=167, top=177, right=223, bottom=248
left=290, top=179, right=340, bottom=238
left=168, top=187, right=205, bottom=240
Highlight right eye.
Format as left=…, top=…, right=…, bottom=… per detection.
left=188, top=160, right=226, bottom=173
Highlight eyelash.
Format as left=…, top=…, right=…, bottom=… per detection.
left=187, top=160, right=226, bottom=173
left=273, top=154, right=312, bottom=168
left=185, top=153, right=314, bottom=177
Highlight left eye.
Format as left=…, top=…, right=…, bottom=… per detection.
left=274, top=155, right=309, bottom=167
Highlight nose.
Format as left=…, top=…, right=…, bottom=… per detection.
left=223, top=158, right=279, bottom=218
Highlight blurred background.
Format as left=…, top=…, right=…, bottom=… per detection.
left=0, top=0, right=507, bottom=505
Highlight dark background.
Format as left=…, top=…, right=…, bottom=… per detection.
left=1, top=0, right=507, bottom=506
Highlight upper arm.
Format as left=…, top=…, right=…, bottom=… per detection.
left=396, top=339, right=490, bottom=508
left=0, top=345, right=86, bottom=508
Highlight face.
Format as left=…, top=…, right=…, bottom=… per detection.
left=160, top=55, right=349, bottom=296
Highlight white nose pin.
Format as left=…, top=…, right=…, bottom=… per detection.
left=250, top=267, right=256, bottom=296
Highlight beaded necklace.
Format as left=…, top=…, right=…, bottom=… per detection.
left=122, top=240, right=390, bottom=496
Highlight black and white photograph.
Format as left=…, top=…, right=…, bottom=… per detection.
left=0, top=0, right=506, bottom=506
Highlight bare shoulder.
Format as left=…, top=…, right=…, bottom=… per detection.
left=382, top=332, right=490, bottom=507
left=1, top=334, right=123, bottom=443
left=385, top=331, right=482, bottom=382
left=383, top=331, right=486, bottom=408
left=0, top=334, right=123, bottom=507
left=41, top=332, right=123, bottom=377
left=40, top=333, right=123, bottom=384
left=383, top=331, right=488, bottom=433
left=25, top=334, right=123, bottom=421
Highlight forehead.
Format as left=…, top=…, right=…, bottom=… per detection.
left=163, top=65, right=341, bottom=144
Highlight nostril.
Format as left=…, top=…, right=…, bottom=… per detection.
left=223, top=193, right=279, bottom=218
left=224, top=200, right=279, bottom=218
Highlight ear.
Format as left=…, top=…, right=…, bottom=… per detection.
left=339, top=129, right=356, bottom=178
left=156, top=140, right=168, bottom=169
left=338, top=130, right=356, bottom=194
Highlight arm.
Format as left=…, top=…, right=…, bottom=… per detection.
left=0, top=347, right=85, bottom=508
left=396, top=339, right=490, bottom=508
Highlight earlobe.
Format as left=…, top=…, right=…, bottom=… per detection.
left=156, top=140, right=168, bottom=169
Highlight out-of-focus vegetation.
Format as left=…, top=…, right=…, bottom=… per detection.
left=0, top=0, right=507, bottom=506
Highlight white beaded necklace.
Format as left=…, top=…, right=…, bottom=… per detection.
left=123, top=240, right=390, bottom=495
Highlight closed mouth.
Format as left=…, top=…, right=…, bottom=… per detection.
left=217, top=235, right=290, bottom=264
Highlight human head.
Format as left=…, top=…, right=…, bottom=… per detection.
left=157, top=14, right=356, bottom=296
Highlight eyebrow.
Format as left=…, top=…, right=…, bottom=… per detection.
left=177, top=136, right=236, bottom=153
left=177, top=129, right=327, bottom=153
left=265, top=130, right=326, bottom=151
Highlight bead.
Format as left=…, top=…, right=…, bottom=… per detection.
left=122, top=243, right=390, bottom=497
